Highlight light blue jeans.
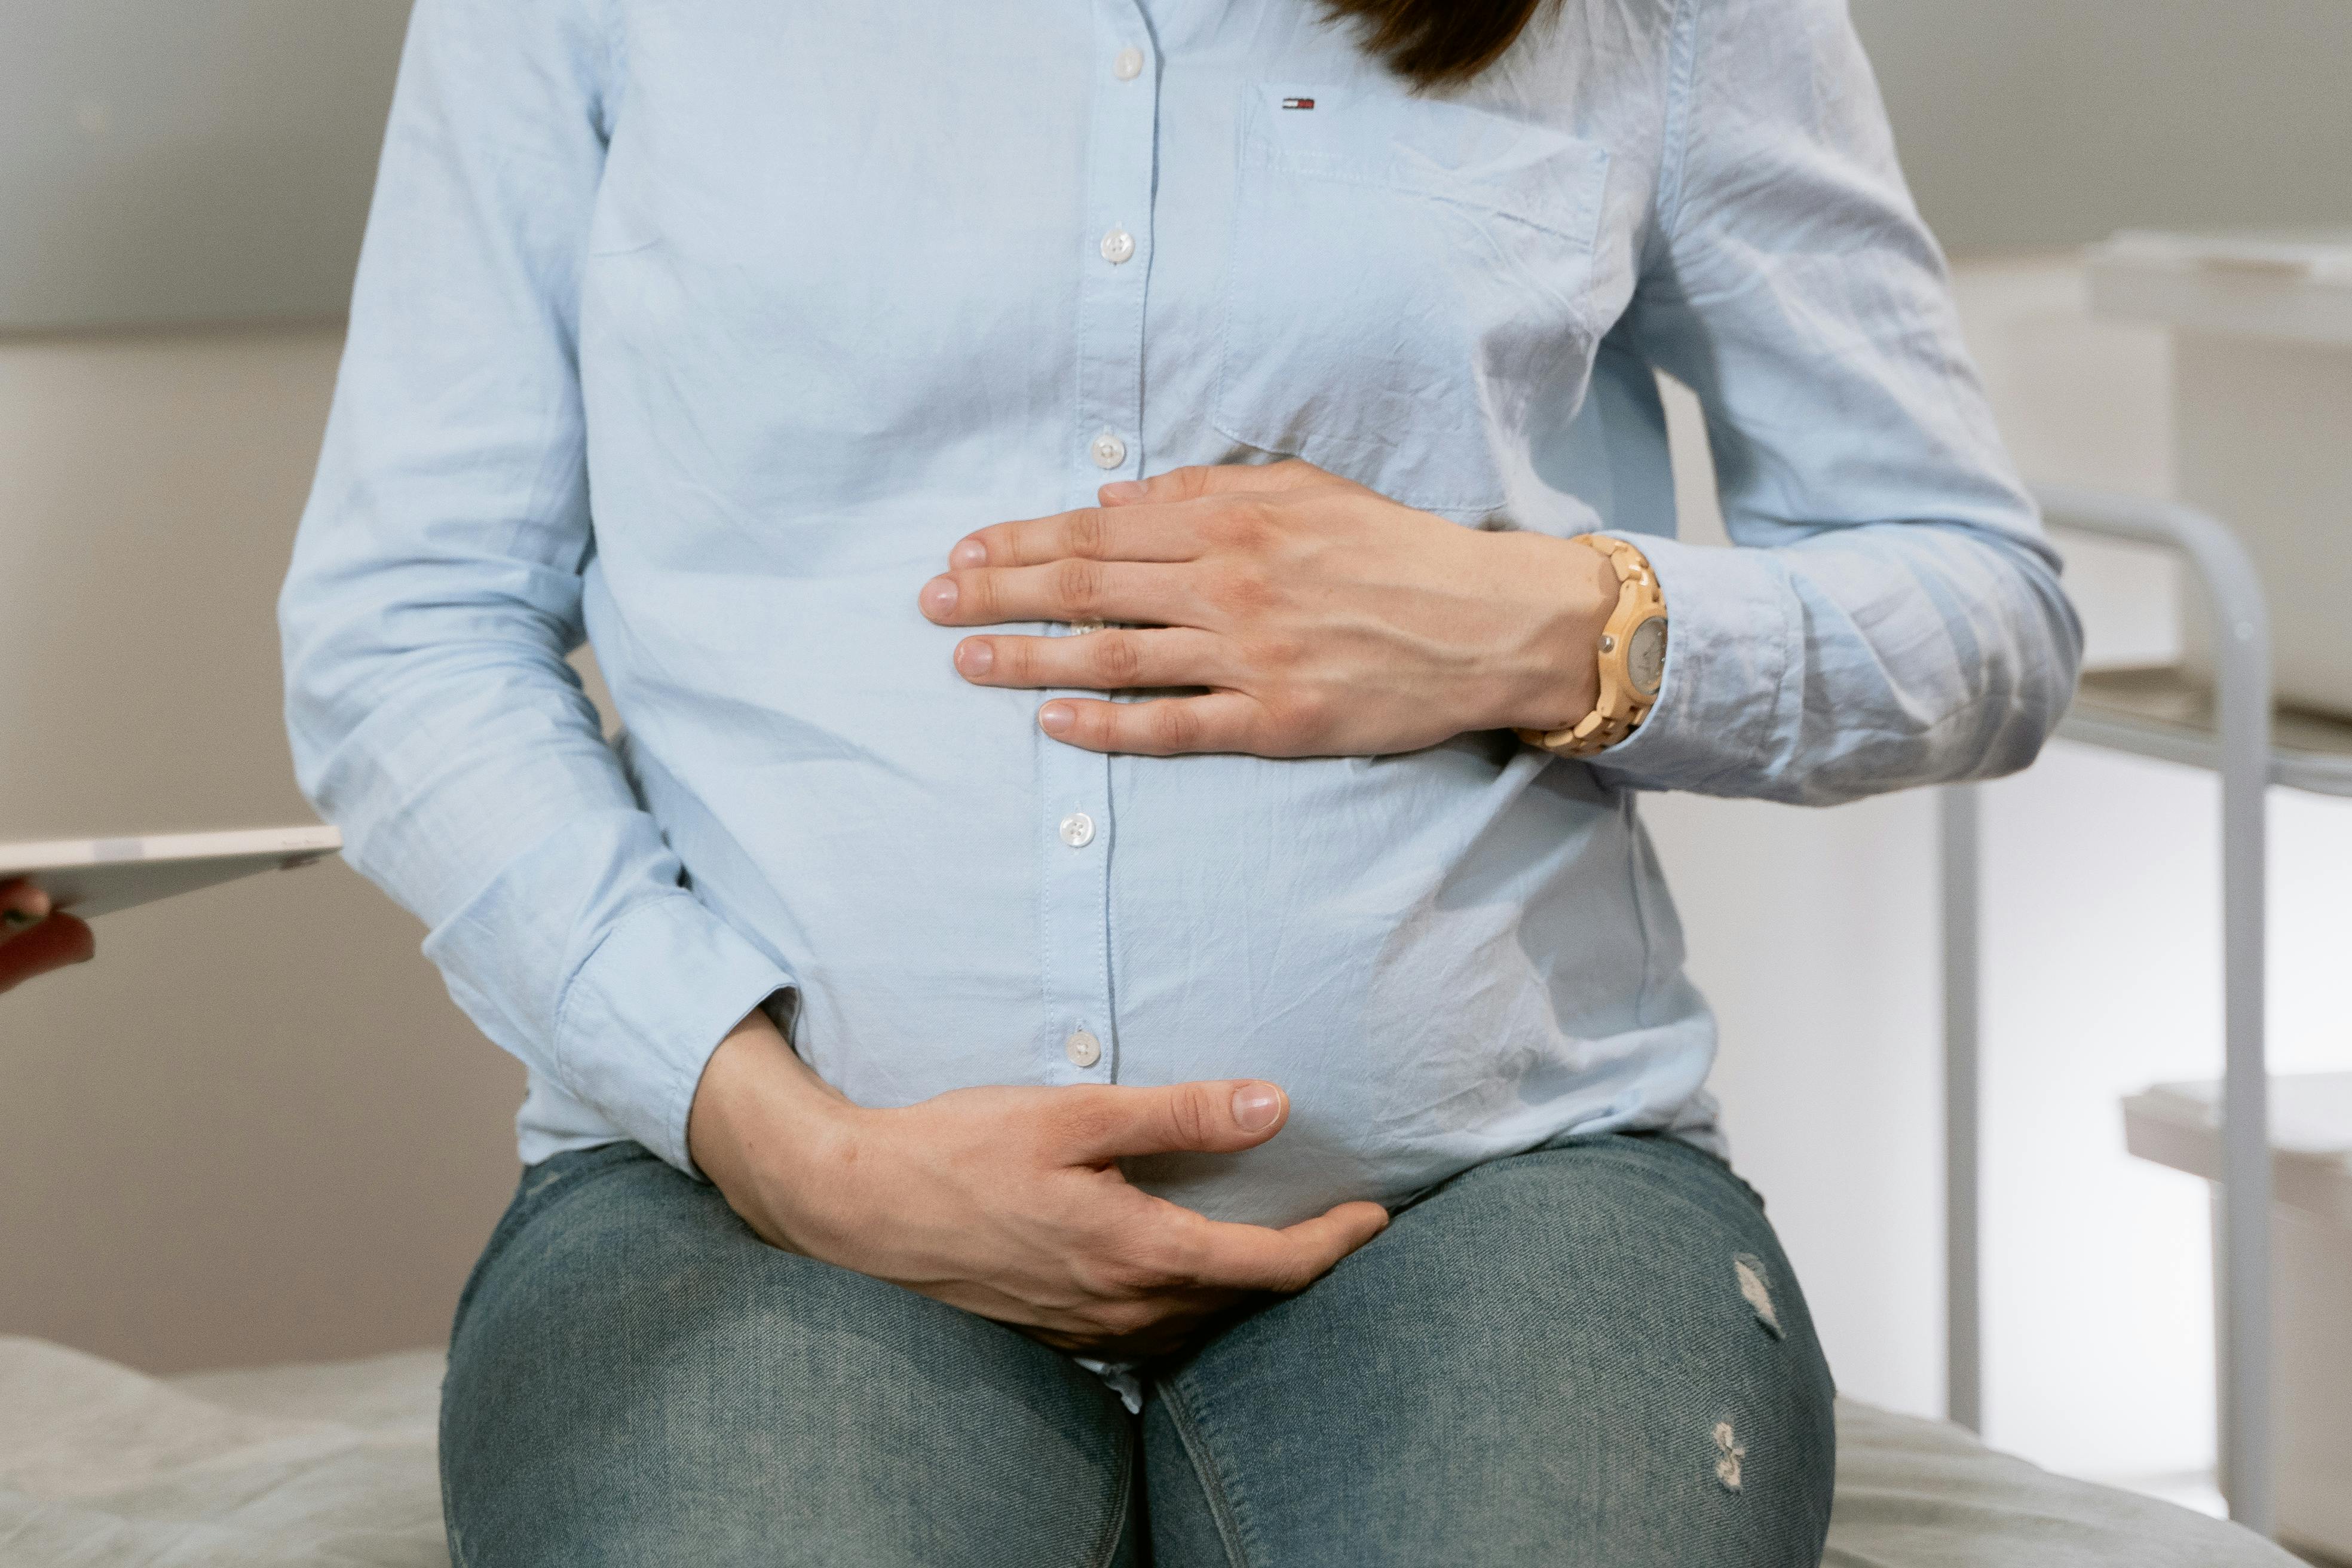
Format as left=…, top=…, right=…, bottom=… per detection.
left=440, top=1133, right=1836, bottom=1566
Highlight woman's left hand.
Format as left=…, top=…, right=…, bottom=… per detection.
left=920, top=461, right=1616, bottom=758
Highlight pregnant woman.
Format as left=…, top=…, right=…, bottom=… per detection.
left=281, top=0, right=2078, bottom=1561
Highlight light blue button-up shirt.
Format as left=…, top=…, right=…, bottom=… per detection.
left=282, top=0, right=2078, bottom=1228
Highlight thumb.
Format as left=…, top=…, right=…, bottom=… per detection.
left=1, top=878, right=53, bottom=929
left=1058, top=1079, right=1290, bottom=1161
left=0, top=912, right=94, bottom=995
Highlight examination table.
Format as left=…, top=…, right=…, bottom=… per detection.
left=0, top=1333, right=2298, bottom=1565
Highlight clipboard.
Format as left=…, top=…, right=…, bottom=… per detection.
left=0, top=826, right=344, bottom=920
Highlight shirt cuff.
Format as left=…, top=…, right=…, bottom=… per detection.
left=553, top=894, right=795, bottom=1177
left=1584, top=534, right=1799, bottom=793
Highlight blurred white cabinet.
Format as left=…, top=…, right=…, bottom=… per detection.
left=2126, top=1076, right=2352, bottom=1558
left=2091, top=231, right=2352, bottom=719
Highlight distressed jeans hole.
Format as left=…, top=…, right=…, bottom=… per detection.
left=1734, top=1252, right=1783, bottom=1339
left=1714, top=1420, right=1746, bottom=1492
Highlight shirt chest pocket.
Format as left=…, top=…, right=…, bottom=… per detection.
left=1215, top=88, right=1610, bottom=517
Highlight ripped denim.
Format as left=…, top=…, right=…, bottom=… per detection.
left=440, top=1132, right=1835, bottom=1567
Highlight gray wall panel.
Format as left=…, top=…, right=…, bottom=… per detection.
left=1, top=1, right=411, bottom=331
left=1853, top=0, right=2352, bottom=253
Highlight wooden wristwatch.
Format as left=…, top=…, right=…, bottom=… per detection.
left=1515, top=533, right=1668, bottom=758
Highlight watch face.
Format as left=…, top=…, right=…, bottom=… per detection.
left=1627, top=615, right=1667, bottom=697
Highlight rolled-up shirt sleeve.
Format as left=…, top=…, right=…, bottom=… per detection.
left=1591, top=0, right=2082, bottom=805
left=278, top=0, right=789, bottom=1174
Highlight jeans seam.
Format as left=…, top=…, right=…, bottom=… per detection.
left=1160, top=1377, right=1254, bottom=1568
left=1086, top=1412, right=1139, bottom=1568
left=438, top=1383, right=469, bottom=1568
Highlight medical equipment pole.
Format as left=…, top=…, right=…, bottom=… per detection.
left=2207, top=519, right=2273, bottom=1538
left=1940, top=783, right=1982, bottom=1434
left=2033, top=485, right=2273, bottom=1534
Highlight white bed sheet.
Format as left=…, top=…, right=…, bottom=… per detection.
left=0, top=1335, right=2298, bottom=1566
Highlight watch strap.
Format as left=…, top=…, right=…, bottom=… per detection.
left=1516, top=534, right=1667, bottom=758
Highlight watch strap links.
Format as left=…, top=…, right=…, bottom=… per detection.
left=1516, top=533, right=1666, bottom=759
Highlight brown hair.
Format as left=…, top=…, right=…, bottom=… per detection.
left=1322, top=0, right=1555, bottom=85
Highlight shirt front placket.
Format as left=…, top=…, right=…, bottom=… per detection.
left=1038, top=1, right=1158, bottom=1088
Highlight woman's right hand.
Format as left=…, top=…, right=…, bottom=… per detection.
left=687, top=1011, right=1389, bottom=1359
left=0, top=880, right=94, bottom=996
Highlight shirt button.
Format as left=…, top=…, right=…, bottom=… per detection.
left=1113, top=47, right=1144, bottom=81
left=1059, top=811, right=1097, bottom=847
left=1089, top=432, right=1127, bottom=470
left=1064, top=1030, right=1102, bottom=1068
left=1100, top=226, right=1135, bottom=265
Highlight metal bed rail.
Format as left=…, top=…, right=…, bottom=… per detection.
left=1942, top=484, right=2276, bottom=1533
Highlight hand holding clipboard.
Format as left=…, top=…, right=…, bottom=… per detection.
left=0, top=826, right=341, bottom=996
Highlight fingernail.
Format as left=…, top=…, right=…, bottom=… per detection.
left=951, top=538, right=988, bottom=568
left=1100, top=480, right=1147, bottom=503
left=1038, top=702, right=1074, bottom=735
left=921, top=577, right=958, bottom=617
left=1232, top=1083, right=1284, bottom=1132
left=956, top=640, right=993, bottom=676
